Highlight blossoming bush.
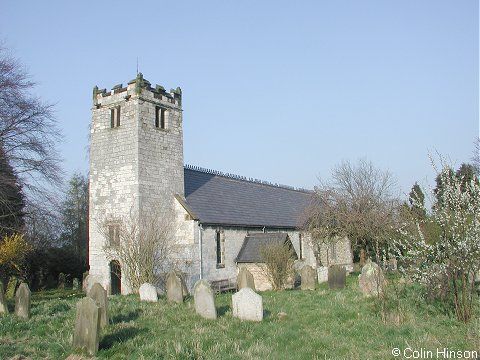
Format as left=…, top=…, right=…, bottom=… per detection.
left=394, top=164, right=480, bottom=322
left=0, top=233, right=32, bottom=280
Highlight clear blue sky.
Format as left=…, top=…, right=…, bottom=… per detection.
left=2, top=1, right=478, bottom=199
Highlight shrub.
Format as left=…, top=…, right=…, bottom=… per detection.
left=394, top=164, right=480, bottom=322
left=0, top=233, right=32, bottom=280
left=260, top=242, right=295, bottom=291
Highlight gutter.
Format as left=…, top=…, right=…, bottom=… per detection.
left=199, top=223, right=203, bottom=279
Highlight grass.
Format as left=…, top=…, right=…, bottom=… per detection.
left=0, top=276, right=479, bottom=359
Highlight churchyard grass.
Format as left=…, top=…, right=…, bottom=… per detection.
left=0, top=276, right=478, bottom=359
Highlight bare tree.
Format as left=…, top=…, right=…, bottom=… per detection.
left=0, top=46, right=63, bottom=224
left=304, top=159, right=399, bottom=266
left=100, top=206, right=178, bottom=293
left=23, top=199, right=62, bottom=249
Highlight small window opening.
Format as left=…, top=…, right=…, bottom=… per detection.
left=216, top=230, right=225, bottom=267
left=155, top=106, right=166, bottom=129
left=110, top=106, right=121, bottom=128
left=108, top=224, right=120, bottom=246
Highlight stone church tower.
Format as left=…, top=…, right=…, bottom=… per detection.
left=88, top=74, right=184, bottom=294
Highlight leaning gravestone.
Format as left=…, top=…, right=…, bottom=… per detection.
left=15, top=283, right=31, bottom=319
left=236, top=267, right=256, bottom=291
left=72, top=278, right=81, bottom=291
left=166, top=271, right=183, bottom=304
left=0, top=281, right=8, bottom=315
left=301, top=265, right=317, bottom=290
left=358, top=260, right=385, bottom=297
left=232, top=287, right=263, bottom=322
left=6, top=276, right=18, bottom=299
left=139, top=283, right=158, bottom=302
left=317, top=266, right=328, bottom=283
left=73, top=297, right=101, bottom=356
left=87, top=283, right=109, bottom=328
left=328, top=265, right=346, bottom=289
left=193, top=280, right=217, bottom=320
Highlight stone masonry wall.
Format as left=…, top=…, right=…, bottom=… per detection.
left=89, top=76, right=184, bottom=294
left=200, top=227, right=319, bottom=283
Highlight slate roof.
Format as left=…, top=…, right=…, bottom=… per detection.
left=235, top=233, right=298, bottom=263
left=184, top=167, right=311, bottom=228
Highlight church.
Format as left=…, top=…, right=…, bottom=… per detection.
left=88, top=74, right=352, bottom=294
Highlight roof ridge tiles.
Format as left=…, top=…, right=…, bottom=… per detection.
left=184, top=164, right=311, bottom=193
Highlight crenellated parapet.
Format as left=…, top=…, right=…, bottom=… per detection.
left=92, top=73, right=182, bottom=108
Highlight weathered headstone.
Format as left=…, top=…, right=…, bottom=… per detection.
left=193, top=280, right=217, bottom=320
left=58, top=272, right=66, bottom=290
left=15, top=283, right=31, bottom=319
left=166, top=271, right=183, bottom=303
left=232, top=287, right=263, bottom=322
left=139, top=283, right=158, bottom=302
left=358, top=260, right=385, bottom=297
left=73, top=297, right=101, bottom=356
left=317, top=266, right=328, bottom=283
left=72, top=278, right=81, bottom=291
left=301, top=265, right=316, bottom=290
left=328, top=265, right=346, bottom=289
left=83, top=274, right=104, bottom=294
left=236, top=267, right=256, bottom=291
left=82, top=271, right=89, bottom=292
left=6, top=276, right=18, bottom=299
left=87, top=283, right=109, bottom=328
left=0, top=281, right=8, bottom=315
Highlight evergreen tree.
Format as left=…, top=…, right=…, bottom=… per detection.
left=60, top=172, right=88, bottom=268
left=434, top=163, right=478, bottom=208
left=408, top=182, right=426, bottom=219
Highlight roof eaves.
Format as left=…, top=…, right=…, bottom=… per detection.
left=199, top=222, right=299, bottom=229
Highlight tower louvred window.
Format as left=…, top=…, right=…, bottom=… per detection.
left=155, top=106, right=166, bottom=129
left=110, top=106, right=121, bottom=128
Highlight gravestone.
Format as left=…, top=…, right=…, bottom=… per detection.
left=236, top=267, right=256, bottom=291
left=58, top=273, right=66, bottom=289
left=72, top=278, right=81, bottom=291
left=301, top=265, right=316, bottom=290
left=6, top=276, right=18, bottom=299
left=317, top=266, right=328, bottom=283
left=73, top=297, right=101, bottom=356
left=328, top=265, right=346, bottom=289
left=139, top=283, right=158, bottom=302
left=232, top=287, right=263, bottom=322
left=0, top=281, right=8, bottom=315
left=358, top=260, right=385, bottom=297
left=166, top=271, right=183, bottom=303
left=83, top=274, right=104, bottom=294
left=15, top=283, right=31, bottom=319
left=82, top=271, right=89, bottom=292
left=87, top=283, right=109, bottom=328
left=193, top=280, right=217, bottom=320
